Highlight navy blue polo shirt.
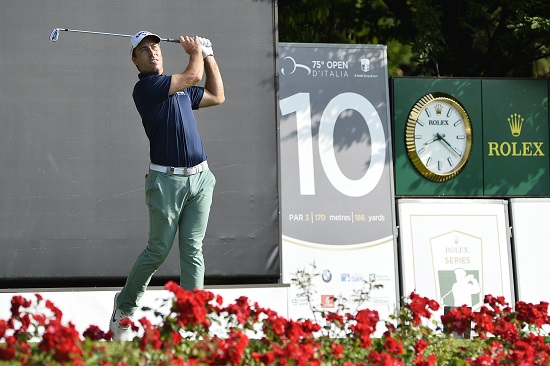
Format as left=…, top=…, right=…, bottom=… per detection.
left=133, top=73, right=206, bottom=167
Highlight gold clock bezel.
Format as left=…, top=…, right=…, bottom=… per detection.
left=405, top=92, right=473, bottom=183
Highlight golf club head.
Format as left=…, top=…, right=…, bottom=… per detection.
left=49, top=28, right=60, bottom=42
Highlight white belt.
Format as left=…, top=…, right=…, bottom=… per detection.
left=149, top=161, right=208, bottom=176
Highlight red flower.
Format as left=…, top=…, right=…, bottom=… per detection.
left=33, top=313, right=47, bottom=326
left=38, top=321, right=83, bottom=362
left=18, top=313, right=32, bottom=333
left=223, top=296, right=256, bottom=325
left=118, top=317, right=139, bottom=334
left=493, top=318, right=519, bottom=343
left=0, top=337, right=16, bottom=361
left=252, top=351, right=275, bottom=364
left=285, top=320, right=304, bottom=342
left=524, top=333, right=550, bottom=361
left=469, top=354, right=497, bottom=366
left=350, top=308, right=379, bottom=348
left=483, top=295, right=511, bottom=314
left=409, top=292, right=439, bottom=326
left=426, top=354, right=437, bottom=366
left=139, top=318, right=162, bottom=351
left=471, top=311, right=495, bottom=337
left=414, top=353, right=437, bottom=366
left=272, top=341, right=321, bottom=366
left=165, top=281, right=183, bottom=295
left=441, top=305, right=472, bottom=337
left=515, top=301, right=549, bottom=328
left=264, top=313, right=287, bottom=337
left=414, top=339, right=429, bottom=355
left=325, top=311, right=345, bottom=325
left=301, top=319, right=321, bottom=333
left=331, top=343, right=344, bottom=358
left=83, top=325, right=110, bottom=341
left=384, top=336, right=403, bottom=355
left=508, top=340, right=536, bottom=365
left=45, top=299, right=63, bottom=320
left=165, top=281, right=216, bottom=329
left=0, top=319, right=8, bottom=339
left=213, top=329, right=250, bottom=365
left=10, top=296, right=32, bottom=318
left=368, top=349, right=404, bottom=366
left=162, top=330, right=183, bottom=349
left=428, top=299, right=440, bottom=311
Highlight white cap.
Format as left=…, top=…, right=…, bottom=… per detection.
left=130, top=31, right=161, bottom=54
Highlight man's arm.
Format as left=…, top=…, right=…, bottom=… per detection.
left=199, top=56, right=225, bottom=108
left=169, top=36, right=204, bottom=96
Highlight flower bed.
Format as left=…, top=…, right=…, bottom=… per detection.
left=1, top=279, right=549, bottom=365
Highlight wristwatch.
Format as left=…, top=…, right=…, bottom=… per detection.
left=405, top=92, right=473, bottom=182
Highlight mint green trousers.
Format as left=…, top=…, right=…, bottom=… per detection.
left=117, top=168, right=216, bottom=314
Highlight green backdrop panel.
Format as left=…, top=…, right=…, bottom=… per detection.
left=482, top=79, right=550, bottom=195
left=392, top=78, right=483, bottom=196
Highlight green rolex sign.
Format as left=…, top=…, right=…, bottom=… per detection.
left=393, top=78, right=549, bottom=196
left=482, top=79, right=549, bottom=195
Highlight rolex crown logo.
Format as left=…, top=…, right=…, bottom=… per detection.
left=434, top=103, right=443, bottom=115
left=508, top=113, right=524, bottom=137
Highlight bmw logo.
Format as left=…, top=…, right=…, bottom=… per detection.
left=322, top=269, right=332, bottom=283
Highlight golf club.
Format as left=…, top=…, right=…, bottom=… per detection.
left=49, top=28, right=180, bottom=43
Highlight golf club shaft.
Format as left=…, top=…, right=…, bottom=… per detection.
left=50, top=28, right=180, bottom=43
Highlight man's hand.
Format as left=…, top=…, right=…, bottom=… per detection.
left=198, top=37, right=214, bottom=59
left=179, top=35, right=202, bottom=58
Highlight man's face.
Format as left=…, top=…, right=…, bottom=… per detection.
left=132, top=37, right=163, bottom=75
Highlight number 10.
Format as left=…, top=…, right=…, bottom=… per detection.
left=280, top=92, right=386, bottom=198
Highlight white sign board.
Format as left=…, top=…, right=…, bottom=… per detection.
left=278, top=43, right=399, bottom=321
left=509, top=198, right=550, bottom=304
left=398, top=199, right=514, bottom=310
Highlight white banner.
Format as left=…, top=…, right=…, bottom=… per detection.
left=278, top=43, right=398, bottom=321
left=510, top=198, right=550, bottom=304
left=398, top=199, right=514, bottom=310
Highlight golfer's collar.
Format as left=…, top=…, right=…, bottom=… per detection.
left=138, top=72, right=166, bottom=79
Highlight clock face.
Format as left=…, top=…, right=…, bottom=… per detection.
left=405, top=93, right=472, bottom=182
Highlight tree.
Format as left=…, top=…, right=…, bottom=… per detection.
left=277, top=0, right=550, bottom=77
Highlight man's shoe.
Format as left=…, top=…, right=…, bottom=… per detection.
left=109, top=292, right=134, bottom=341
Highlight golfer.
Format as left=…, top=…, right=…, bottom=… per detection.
left=109, top=31, right=224, bottom=341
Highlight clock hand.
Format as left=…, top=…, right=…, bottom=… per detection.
left=424, top=133, right=447, bottom=146
left=436, top=133, right=462, bottom=156
left=424, top=135, right=440, bottom=145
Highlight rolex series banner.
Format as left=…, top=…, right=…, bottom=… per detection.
left=278, top=43, right=399, bottom=320
left=398, top=199, right=515, bottom=310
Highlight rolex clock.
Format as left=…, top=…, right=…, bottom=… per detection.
left=405, top=92, right=472, bottom=182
